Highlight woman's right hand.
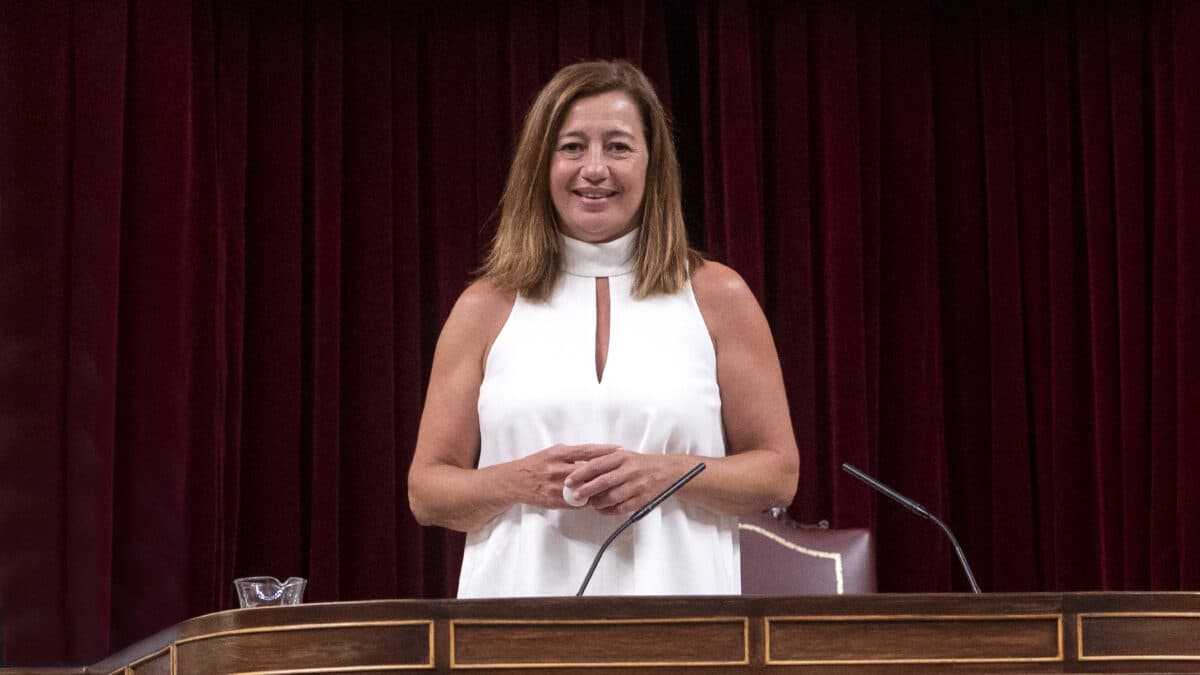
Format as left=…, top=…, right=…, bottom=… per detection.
left=509, top=444, right=622, bottom=509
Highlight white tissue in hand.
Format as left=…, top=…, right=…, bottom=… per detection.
left=562, top=483, right=588, bottom=507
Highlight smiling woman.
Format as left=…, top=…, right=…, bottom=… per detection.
left=406, top=60, right=799, bottom=598
left=549, top=91, right=648, bottom=243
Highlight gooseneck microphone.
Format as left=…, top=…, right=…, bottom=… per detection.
left=576, top=462, right=706, bottom=596
left=841, top=463, right=981, bottom=593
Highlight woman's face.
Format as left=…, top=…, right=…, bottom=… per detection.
left=549, top=91, right=648, bottom=243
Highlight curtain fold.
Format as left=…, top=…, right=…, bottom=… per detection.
left=1172, top=0, right=1200, bottom=591
left=2, top=0, right=1198, bottom=666
left=63, top=0, right=127, bottom=658
left=875, top=4, right=944, bottom=594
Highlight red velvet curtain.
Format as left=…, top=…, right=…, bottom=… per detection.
left=2, top=0, right=1197, bottom=666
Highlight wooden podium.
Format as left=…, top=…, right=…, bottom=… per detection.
left=69, top=593, right=1200, bottom=673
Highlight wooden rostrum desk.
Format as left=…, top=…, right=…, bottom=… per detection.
left=81, top=593, right=1200, bottom=674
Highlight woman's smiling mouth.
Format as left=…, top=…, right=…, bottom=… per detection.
left=574, top=188, right=617, bottom=200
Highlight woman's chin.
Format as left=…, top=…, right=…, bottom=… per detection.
left=560, top=220, right=634, bottom=243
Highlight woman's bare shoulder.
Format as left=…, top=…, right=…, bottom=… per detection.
left=455, top=277, right=517, bottom=314
left=690, top=260, right=757, bottom=310
left=434, top=277, right=517, bottom=357
left=445, top=277, right=517, bottom=336
left=689, top=260, right=767, bottom=345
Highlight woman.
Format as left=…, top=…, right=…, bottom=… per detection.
left=408, top=60, right=799, bottom=597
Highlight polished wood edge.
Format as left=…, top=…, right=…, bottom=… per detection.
left=737, top=524, right=845, bottom=593
left=448, top=616, right=751, bottom=669
left=764, top=613, right=1064, bottom=666
left=172, top=619, right=434, bottom=647
left=1076, top=612, right=1200, bottom=662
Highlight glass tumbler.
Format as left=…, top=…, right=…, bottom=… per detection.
left=234, top=576, right=307, bottom=608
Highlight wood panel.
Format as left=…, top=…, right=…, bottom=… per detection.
left=173, top=621, right=432, bottom=673
left=1078, top=613, right=1200, bottom=661
left=450, top=617, right=748, bottom=668
left=766, top=614, right=1061, bottom=665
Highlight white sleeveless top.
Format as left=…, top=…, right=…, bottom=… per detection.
left=458, top=228, right=741, bottom=597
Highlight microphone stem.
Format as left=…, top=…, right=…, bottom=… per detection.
left=927, top=512, right=981, bottom=593
left=841, top=463, right=981, bottom=593
left=575, top=462, right=706, bottom=597
left=575, top=521, right=632, bottom=597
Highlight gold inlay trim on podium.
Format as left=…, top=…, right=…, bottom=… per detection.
left=737, top=523, right=845, bottom=593
left=232, top=666, right=431, bottom=675
left=1077, top=612, right=1200, bottom=661
left=449, top=616, right=750, bottom=669
left=765, top=613, right=1064, bottom=666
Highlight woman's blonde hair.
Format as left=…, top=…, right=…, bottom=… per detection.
left=479, top=59, right=700, bottom=300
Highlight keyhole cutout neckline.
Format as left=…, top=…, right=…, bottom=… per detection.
left=559, top=228, right=638, bottom=278
left=594, top=277, right=610, bottom=382
left=559, top=228, right=637, bottom=383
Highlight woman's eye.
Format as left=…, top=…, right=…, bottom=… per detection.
left=559, top=142, right=583, bottom=153
left=609, top=143, right=632, bottom=153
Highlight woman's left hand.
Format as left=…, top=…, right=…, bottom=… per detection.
left=564, top=451, right=691, bottom=516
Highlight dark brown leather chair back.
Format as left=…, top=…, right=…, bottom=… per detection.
left=738, top=510, right=876, bottom=595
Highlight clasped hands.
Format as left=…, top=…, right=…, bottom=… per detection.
left=515, top=443, right=687, bottom=516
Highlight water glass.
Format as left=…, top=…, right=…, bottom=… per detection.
left=234, top=576, right=307, bottom=608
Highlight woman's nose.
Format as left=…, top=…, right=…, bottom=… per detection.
left=581, top=148, right=608, bottom=181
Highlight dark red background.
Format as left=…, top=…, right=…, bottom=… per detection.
left=2, top=0, right=1197, bottom=666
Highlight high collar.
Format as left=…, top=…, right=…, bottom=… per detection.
left=559, top=228, right=638, bottom=277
